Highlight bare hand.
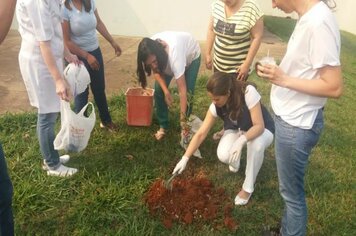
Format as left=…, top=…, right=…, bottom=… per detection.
left=236, top=62, right=249, bottom=81
left=164, top=92, right=173, bottom=108
left=205, top=54, right=213, bottom=70
left=56, top=78, right=72, bottom=102
left=65, top=53, right=80, bottom=66
left=111, top=41, right=122, bottom=57
left=86, top=53, right=100, bottom=71
left=256, top=64, right=287, bottom=87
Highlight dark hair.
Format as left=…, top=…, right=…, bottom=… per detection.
left=322, top=0, right=336, bottom=9
left=207, top=72, right=250, bottom=121
left=64, top=0, right=92, bottom=12
left=136, top=38, right=168, bottom=88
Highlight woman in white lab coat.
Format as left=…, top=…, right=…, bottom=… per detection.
left=16, top=0, right=79, bottom=177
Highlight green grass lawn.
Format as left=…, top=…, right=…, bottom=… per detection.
left=1, top=16, right=355, bottom=235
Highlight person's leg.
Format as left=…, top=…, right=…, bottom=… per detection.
left=184, top=55, right=201, bottom=117
left=242, top=129, right=273, bottom=193
left=217, top=129, right=241, bottom=166
left=154, top=74, right=173, bottom=130
left=0, top=143, right=14, bottom=236
left=37, top=113, right=60, bottom=169
left=81, top=48, right=112, bottom=125
left=74, top=87, right=89, bottom=114
left=275, top=110, right=323, bottom=236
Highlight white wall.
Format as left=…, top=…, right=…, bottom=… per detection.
left=96, top=0, right=213, bottom=40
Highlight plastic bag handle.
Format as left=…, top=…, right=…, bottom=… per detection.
left=78, top=102, right=95, bottom=118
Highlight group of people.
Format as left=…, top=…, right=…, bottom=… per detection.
left=0, top=0, right=343, bottom=235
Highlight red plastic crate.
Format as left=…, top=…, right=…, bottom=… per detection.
left=125, top=87, right=154, bottom=126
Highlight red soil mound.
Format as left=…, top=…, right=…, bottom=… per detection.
left=144, top=171, right=238, bottom=232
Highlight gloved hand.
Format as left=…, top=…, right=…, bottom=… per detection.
left=229, top=135, right=247, bottom=163
left=172, top=156, right=189, bottom=175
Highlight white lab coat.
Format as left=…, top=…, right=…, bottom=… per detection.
left=16, top=0, right=64, bottom=114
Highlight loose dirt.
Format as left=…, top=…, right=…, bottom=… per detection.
left=144, top=170, right=238, bottom=232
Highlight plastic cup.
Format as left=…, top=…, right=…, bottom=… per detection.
left=259, top=56, right=276, bottom=66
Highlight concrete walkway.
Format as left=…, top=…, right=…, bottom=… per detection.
left=0, top=29, right=286, bottom=115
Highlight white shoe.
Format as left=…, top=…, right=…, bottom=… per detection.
left=46, top=164, right=78, bottom=177
left=228, top=161, right=240, bottom=173
left=234, top=193, right=252, bottom=206
left=42, top=155, right=70, bottom=171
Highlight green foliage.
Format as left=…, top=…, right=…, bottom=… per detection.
left=264, top=15, right=296, bottom=41
left=1, top=17, right=355, bottom=235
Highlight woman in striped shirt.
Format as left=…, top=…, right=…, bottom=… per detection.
left=206, top=0, right=264, bottom=140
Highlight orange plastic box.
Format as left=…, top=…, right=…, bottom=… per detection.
left=125, top=87, right=154, bottom=126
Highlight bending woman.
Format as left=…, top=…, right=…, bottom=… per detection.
left=173, top=72, right=274, bottom=205
left=137, top=31, right=201, bottom=140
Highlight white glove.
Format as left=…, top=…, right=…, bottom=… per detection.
left=229, top=135, right=247, bottom=163
left=172, top=156, right=189, bottom=175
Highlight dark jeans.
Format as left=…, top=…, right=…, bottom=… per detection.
left=75, top=47, right=112, bottom=124
left=154, top=55, right=201, bottom=129
left=0, top=143, right=14, bottom=236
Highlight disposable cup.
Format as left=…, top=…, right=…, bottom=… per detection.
left=259, top=56, right=276, bottom=66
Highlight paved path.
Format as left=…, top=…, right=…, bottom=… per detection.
left=0, top=29, right=286, bottom=114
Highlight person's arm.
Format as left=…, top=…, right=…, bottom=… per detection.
left=244, top=101, right=265, bottom=141
left=257, top=64, right=343, bottom=98
left=205, top=15, right=215, bottom=70
left=237, top=17, right=264, bottom=80
left=153, top=72, right=173, bottom=107
left=173, top=110, right=216, bottom=174
left=94, top=9, right=121, bottom=56
left=228, top=101, right=264, bottom=163
left=62, top=20, right=89, bottom=59
left=183, top=110, right=216, bottom=157
left=39, top=41, right=71, bottom=101
left=62, top=20, right=99, bottom=70
left=63, top=45, right=80, bottom=65
left=175, top=75, right=188, bottom=121
left=0, top=0, right=16, bottom=44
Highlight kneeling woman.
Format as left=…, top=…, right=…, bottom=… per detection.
left=173, top=72, right=274, bottom=205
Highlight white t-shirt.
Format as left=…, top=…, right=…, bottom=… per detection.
left=209, top=85, right=261, bottom=118
left=271, top=2, right=340, bottom=129
left=151, top=31, right=201, bottom=79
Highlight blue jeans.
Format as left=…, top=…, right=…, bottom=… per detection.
left=154, top=55, right=201, bottom=129
left=37, top=113, right=60, bottom=169
left=75, top=47, right=112, bottom=125
left=0, top=143, right=14, bottom=236
left=275, top=109, right=324, bottom=236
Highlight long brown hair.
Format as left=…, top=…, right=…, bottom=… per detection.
left=64, top=0, right=92, bottom=12
left=206, top=72, right=249, bottom=121
left=136, top=38, right=168, bottom=88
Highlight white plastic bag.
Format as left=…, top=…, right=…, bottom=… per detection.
left=180, top=114, right=203, bottom=158
left=54, top=101, right=96, bottom=152
left=63, top=63, right=90, bottom=97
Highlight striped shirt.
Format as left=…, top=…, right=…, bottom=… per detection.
left=212, top=0, right=263, bottom=73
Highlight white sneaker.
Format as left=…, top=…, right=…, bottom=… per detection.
left=46, top=164, right=78, bottom=177
left=42, top=155, right=70, bottom=171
